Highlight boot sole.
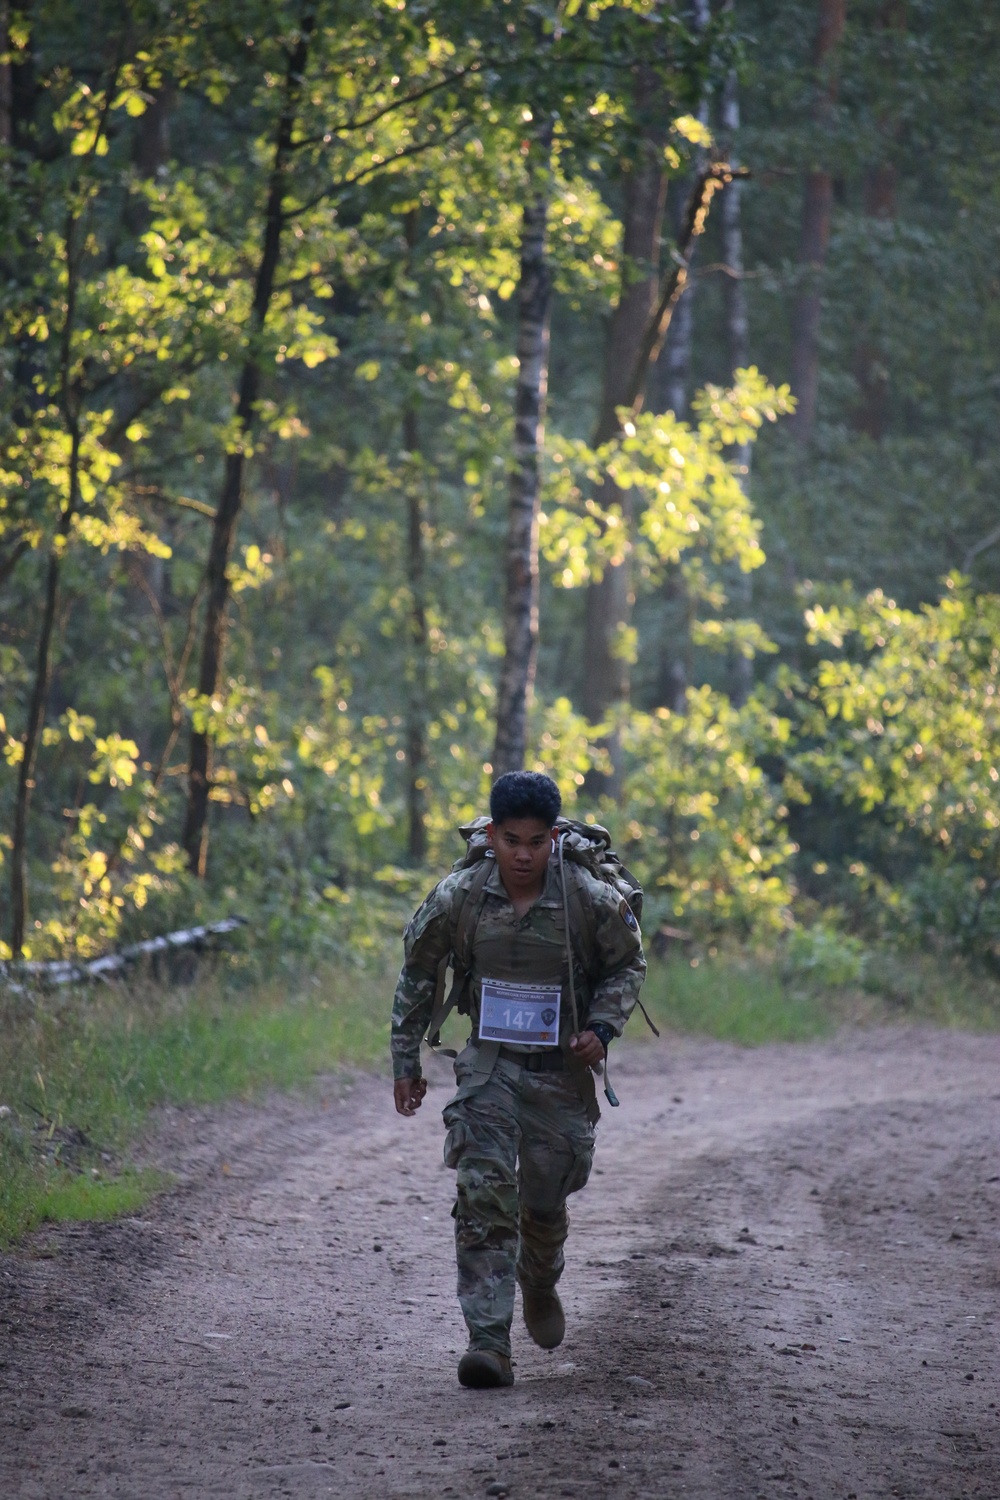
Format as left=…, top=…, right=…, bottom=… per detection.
left=458, top=1350, right=514, bottom=1389
left=520, top=1289, right=566, bottom=1350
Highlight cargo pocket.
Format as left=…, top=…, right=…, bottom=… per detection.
left=442, top=1111, right=473, bottom=1170
left=559, top=1140, right=595, bottom=1200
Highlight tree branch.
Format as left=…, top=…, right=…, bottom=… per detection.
left=292, top=63, right=481, bottom=146
left=135, top=485, right=216, bottom=519
left=616, top=162, right=749, bottom=429
left=285, top=122, right=469, bottom=222
left=0, top=536, right=32, bottom=594
left=963, top=523, right=1000, bottom=573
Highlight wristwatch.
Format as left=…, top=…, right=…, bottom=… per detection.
left=589, top=1021, right=615, bottom=1055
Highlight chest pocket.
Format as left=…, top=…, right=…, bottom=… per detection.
left=470, top=902, right=568, bottom=994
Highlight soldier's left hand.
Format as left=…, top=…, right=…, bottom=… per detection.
left=569, top=1030, right=605, bottom=1069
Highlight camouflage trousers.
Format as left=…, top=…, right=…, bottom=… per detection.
left=442, top=1047, right=596, bottom=1357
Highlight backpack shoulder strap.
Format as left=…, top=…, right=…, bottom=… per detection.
left=453, top=857, right=493, bottom=971
left=425, top=860, right=493, bottom=1051
left=562, top=862, right=659, bottom=1039
left=563, top=861, right=598, bottom=970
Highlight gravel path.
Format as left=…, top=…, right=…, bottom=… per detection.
left=2, top=1026, right=999, bottom=1499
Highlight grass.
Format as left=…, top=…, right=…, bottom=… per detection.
left=640, top=944, right=1000, bottom=1046
left=641, top=953, right=834, bottom=1045
left=0, top=946, right=399, bottom=1246
left=3, top=933, right=1000, bottom=1246
left=0, top=1163, right=168, bottom=1246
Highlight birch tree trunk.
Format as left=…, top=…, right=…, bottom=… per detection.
left=658, top=261, right=696, bottom=421
left=492, top=120, right=553, bottom=777
left=721, top=60, right=754, bottom=707
left=182, top=16, right=314, bottom=876
left=789, top=0, right=846, bottom=446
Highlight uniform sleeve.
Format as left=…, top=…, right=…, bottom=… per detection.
left=585, top=884, right=646, bottom=1038
left=390, top=877, right=457, bottom=1081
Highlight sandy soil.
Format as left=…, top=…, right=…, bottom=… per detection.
left=2, top=1025, right=999, bottom=1500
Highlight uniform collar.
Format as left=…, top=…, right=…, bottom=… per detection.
left=484, top=856, right=563, bottom=908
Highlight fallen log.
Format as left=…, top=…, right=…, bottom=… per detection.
left=0, top=916, right=248, bottom=993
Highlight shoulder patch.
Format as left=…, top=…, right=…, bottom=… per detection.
left=619, top=897, right=639, bottom=931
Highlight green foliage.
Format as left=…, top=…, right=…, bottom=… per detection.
left=541, top=368, right=792, bottom=588
left=618, top=686, right=797, bottom=936
left=796, top=576, right=1000, bottom=960
left=783, top=924, right=866, bottom=989
left=2, top=0, right=999, bottom=985
left=3, top=0, right=739, bottom=961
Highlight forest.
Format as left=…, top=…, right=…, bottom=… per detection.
left=2, top=0, right=1000, bottom=988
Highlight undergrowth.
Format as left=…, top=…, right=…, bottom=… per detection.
left=0, top=945, right=398, bottom=1245
left=641, top=943, right=1000, bottom=1044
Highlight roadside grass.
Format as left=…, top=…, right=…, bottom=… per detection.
left=0, top=946, right=398, bottom=1246
left=0, top=1163, right=168, bottom=1248
left=3, top=934, right=999, bottom=1246
left=640, top=952, right=834, bottom=1045
left=640, top=945, right=1000, bottom=1046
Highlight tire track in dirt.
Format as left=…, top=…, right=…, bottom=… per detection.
left=1, top=1027, right=998, bottom=1499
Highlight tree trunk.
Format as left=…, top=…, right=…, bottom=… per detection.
left=9, top=206, right=82, bottom=956
left=9, top=442, right=78, bottom=955
left=1, top=0, right=36, bottom=155
left=120, top=83, right=173, bottom=247
left=721, top=61, right=754, bottom=707
left=789, top=0, right=846, bottom=446
left=854, top=1, right=905, bottom=441
left=401, top=206, right=429, bottom=863
left=582, top=97, right=667, bottom=750
left=649, top=0, right=711, bottom=423
left=0, top=1, right=11, bottom=149
left=853, top=168, right=895, bottom=441
left=649, top=0, right=711, bottom=715
left=402, top=401, right=429, bottom=865
left=657, top=262, right=696, bottom=421
left=182, top=16, right=314, bottom=876
left=493, top=121, right=553, bottom=778
left=582, top=157, right=734, bottom=771
left=3, top=1, right=43, bottom=426
left=134, top=85, right=172, bottom=177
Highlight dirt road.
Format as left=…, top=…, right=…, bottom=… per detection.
left=2, top=1026, right=999, bottom=1499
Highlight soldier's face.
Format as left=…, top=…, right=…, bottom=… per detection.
left=487, top=817, right=556, bottom=894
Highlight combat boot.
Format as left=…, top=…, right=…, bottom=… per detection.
left=519, top=1281, right=565, bottom=1349
left=457, top=1348, right=514, bottom=1389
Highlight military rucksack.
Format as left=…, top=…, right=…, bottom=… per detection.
left=454, top=815, right=643, bottom=925
left=424, top=816, right=652, bottom=1054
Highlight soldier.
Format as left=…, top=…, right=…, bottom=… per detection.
left=391, top=770, right=646, bottom=1389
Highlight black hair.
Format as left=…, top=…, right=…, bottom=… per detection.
left=489, top=770, right=562, bottom=827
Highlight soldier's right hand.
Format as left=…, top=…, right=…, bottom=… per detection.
left=394, top=1077, right=428, bottom=1117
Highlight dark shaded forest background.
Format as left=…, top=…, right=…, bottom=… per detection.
left=3, top=0, right=1000, bottom=981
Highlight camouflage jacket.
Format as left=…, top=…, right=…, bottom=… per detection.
left=390, top=858, right=646, bottom=1081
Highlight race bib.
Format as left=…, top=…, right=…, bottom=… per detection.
left=478, top=978, right=561, bottom=1048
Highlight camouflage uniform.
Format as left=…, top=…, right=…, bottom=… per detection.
left=391, top=857, right=646, bottom=1357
